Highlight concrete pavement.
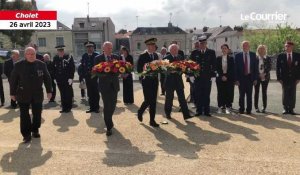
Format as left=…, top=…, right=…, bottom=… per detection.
left=0, top=76, right=300, bottom=175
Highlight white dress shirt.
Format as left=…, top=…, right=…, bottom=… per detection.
left=222, top=55, right=227, bottom=74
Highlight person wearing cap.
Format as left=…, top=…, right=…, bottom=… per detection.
left=189, top=35, right=217, bottom=117
left=94, top=41, right=120, bottom=136
left=81, top=41, right=100, bottom=113
left=43, top=54, right=56, bottom=103
left=164, top=44, right=193, bottom=120
left=4, top=50, right=20, bottom=108
left=137, top=38, right=160, bottom=127
left=9, top=47, right=52, bottom=143
left=53, top=45, right=75, bottom=113
left=234, top=41, right=258, bottom=115
left=276, top=41, right=300, bottom=115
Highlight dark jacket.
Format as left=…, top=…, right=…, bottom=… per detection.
left=52, top=54, right=75, bottom=83
left=234, top=51, right=258, bottom=82
left=216, top=55, right=235, bottom=82
left=4, top=59, right=14, bottom=81
left=94, top=54, right=120, bottom=92
left=163, top=54, right=184, bottom=90
left=189, top=48, right=216, bottom=79
left=9, top=59, right=52, bottom=103
left=257, top=56, right=272, bottom=81
left=276, top=52, right=300, bottom=82
left=137, top=51, right=159, bottom=73
left=80, top=52, right=99, bottom=78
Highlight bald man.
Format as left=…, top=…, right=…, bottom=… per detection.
left=10, top=47, right=52, bottom=143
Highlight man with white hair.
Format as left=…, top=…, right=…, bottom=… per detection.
left=4, top=49, right=20, bottom=108
left=164, top=44, right=193, bottom=120
left=94, top=41, right=120, bottom=136
left=10, top=47, right=52, bottom=143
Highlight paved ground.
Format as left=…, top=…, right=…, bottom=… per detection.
left=0, top=72, right=300, bottom=175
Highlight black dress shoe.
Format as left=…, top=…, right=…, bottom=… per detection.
left=23, top=136, right=31, bottom=143
left=290, top=110, right=296, bottom=115
left=106, top=129, right=112, bottom=136
left=261, top=109, right=266, bottom=113
left=150, top=121, right=160, bottom=127
left=246, top=111, right=252, bottom=115
left=166, top=114, right=172, bottom=119
left=255, top=109, right=260, bottom=113
left=239, top=111, right=244, bottom=114
left=137, top=111, right=143, bottom=122
left=282, top=110, right=289, bottom=114
left=184, top=115, right=194, bottom=120
left=32, top=132, right=40, bottom=138
left=59, top=110, right=66, bottom=113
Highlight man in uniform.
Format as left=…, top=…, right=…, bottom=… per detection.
left=9, top=47, right=52, bottom=143
left=190, top=36, right=216, bottom=117
left=276, top=41, right=300, bottom=115
left=43, top=54, right=56, bottom=102
left=53, top=45, right=75, bottom=113
left=94, top=41, right=120, bottom=136
left=137, top=38, right=160, bottom=127
left=4, top=50, right=20, bottom=108
left=81, top=41, right=100, bottom=113
left=164, top=44, right=193, bottom=120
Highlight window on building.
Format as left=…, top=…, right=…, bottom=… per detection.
left=225, top=37, right=228, bottom=42
left=56, top=37, right=64, bottom=46
left=79, top=22, right=85, bottom=28
left=137, top=42, right=141, bottom=50
left=38, top=38, right=46, bottom=47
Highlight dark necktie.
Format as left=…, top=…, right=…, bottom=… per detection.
left=288, top=53, right=292, bottom=68
left=150, top=54, right=153, bottom=60
left=244, top=53, right=248, bottom=75
left=107, top=56, right=111, bottom=61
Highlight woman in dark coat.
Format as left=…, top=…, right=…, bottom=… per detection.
left=254, top=45, right=272, bottom=113
left=121, top=47, right=134, bottom=104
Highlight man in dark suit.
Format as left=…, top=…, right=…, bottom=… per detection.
left=137, top=38, right=160, bottom=127
left=10, top=47, right=52, bottom=143
left=276, top=41, right=300, bottom=115
left=81, top=41, right=100, bottom=113
left=164, top=44, right=193, bottom=120
left=190, top=36, right=216, bottom=117
left=4, top=50, right=20, bottom=108
left=234, top=41, right=258, bottom=114
left=94, top=41, right=120, bottom=136
left=53, top=45, right=75, bottom=113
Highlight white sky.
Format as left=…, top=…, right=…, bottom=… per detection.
left=37, top=0, right=300, bottom=31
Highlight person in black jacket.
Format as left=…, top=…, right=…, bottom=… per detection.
left=43, top=54, right=56, bottom=102
left=120, top=46, right=134, bottom=104
left=10, top=47, right=52, bottom=143
left=276, top=41, right=300, bottom=115
left=254, top=45, right=272, bottom=113
left=0, top=62, right=4, bottom=106
left=189, top=36, right=216, bottom=117
left=216, top=44, right=235, bottom=114
left=163, top=44, right=193, bottom=120
left=53, top=45, right=75, bottom=113
left=94, top=41, right=120, bottom=136
left=4, top=50, right=20, bottom=108
left=77, top=63, right=86, bottom=99
left=137, top=38, right=160, bottom=127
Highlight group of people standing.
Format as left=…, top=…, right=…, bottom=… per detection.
left=0, top=36, right=299, bottom=142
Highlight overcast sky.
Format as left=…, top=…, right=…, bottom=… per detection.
left=37, top=0, right=300, bottom=32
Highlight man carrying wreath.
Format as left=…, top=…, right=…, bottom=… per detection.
left=94, top=41, right=120, bottom=136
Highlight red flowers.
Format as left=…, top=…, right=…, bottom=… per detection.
left=92, top=59, right=133, bottom=77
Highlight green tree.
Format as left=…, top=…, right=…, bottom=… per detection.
left=0, top=0, right=35, bottom=48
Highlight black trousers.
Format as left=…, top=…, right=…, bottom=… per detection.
left=0, top=78, right=4, bottom=104
left=123, top=73, right=134, bottom=103
left=85, top=76, right=100, bottom=110
left=165, top=87, right=190, bottom=118
left=238, top=75, right=253, bottom=113
left=254, top=79, right=269, bottom=109
left=282, top=81, right=297, bottom=111
left=100, top=89, right=118, bottom=130
left=57, top=82, right=73, bottom=111
left=81, top=89, right=85, bottom=97
left=139, top=77, right=158, bottom=121
left=50, top=78, right=56, bottom=101
left=194, top=78, right=212, bottom=114
left=189, top=82, right=195, bottom=103
left=216, top=80, right=234, bottom=108
left=18, top=101, right=42, bottom=137
left=160, top=73, right=165, bottom=95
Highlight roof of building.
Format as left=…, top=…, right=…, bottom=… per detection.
left=72, top=17, right=113, bottom=31
left=57, top=21, right=71, bottom=30
left=215, top=30, right=243, bottom=38
left=131, top=26, right=187, bottom=35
